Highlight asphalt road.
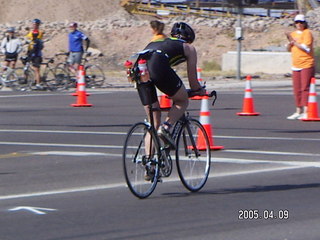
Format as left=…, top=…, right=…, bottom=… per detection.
left=0, top=85, right=319, bottom=240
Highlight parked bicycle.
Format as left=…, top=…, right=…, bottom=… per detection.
left=0, top=64, right=27, bottom=91
left=54, top=52, right=106, bottom=88
left=18, top=55, right=68, bottom=91
left=123, top=61, right=216, bottom=199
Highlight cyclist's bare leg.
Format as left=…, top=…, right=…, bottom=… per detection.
left=143, top=101, right=161, bottom=156
left=33, top=66, right=41, bottom=85
left=2, top=61, right=9, bottom=71
left=69, top=63, right=79, bottom=76
left=165, top=84, right=188, bottom=126
left=9, top=61, right=16, bottom=69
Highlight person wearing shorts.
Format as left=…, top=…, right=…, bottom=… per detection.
left=1, top=27, right=22, bottom=70
left=138, top=22, right=205, bottom=148
left=25, top=19, right=44, bottom=89
left=27, top=30, right=44, bottom=89
left=68, top=22, right=90, bottom=74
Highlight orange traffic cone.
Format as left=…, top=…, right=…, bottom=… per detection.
left=72, top=66, right=90, bottom=96
left=159, top=94, right=171, bottom=111
left=302, top=77, right=320, bottom=121
left=71, top=65, right=92, bottom=107
left=190, top=68, right=205, bottom=100
left=196, top=96, right=224, bottom=150
left=237, top=75, right=260, bottom=116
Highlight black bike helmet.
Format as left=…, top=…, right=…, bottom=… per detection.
left=32, top=18, right=41, bottom=24
left=170, top=22, right=195, bottom=43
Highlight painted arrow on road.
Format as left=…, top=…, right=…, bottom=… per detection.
left=9, top=206, right=57, bottom=215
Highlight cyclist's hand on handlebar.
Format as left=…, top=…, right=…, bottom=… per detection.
left=187, top=86, right=206, bottom=97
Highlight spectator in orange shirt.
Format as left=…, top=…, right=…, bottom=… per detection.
left=150, top=20, right=167, bottom=42
left=285, top=14, right=315, bottom=120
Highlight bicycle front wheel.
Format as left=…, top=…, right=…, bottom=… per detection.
left=6, top=71, right=25, bottom=91
left=123, top=122, right=160, bottom=199
left=43, top=68, right=59, bottom=91
left=176, top=119, right=211, bottom=192
left=53, top=67, right=70, bottom=91
left=85, top=64, right=105, bottom=88
left=15, top=67, right=33, bottom=91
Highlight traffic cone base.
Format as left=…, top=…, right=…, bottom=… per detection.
left=196, top=124, right=224, bottom=150
left=194, top=96, right=224, bottom=151
left=301, top=77, right=320, bottom=121
left=237, top=112, right=260, bottom=116
left=71, top=91, right=92, bottom=107
left=72, top=92, right=90, bottom=96
left=237, top=75, right=260, bottom=116
left=71, top=65, right=92, bottom=107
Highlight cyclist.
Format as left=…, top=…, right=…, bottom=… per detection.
left=1, top=27, right=22, bottom=69
left=25, top=19, right=44, bottom=89
left=139, top=22, right=205, bottom=148
left=25, top=18, right=44, bottom=40
left=27, top=30, right=44, bottom=89
left=68, top=22, right=90, bottom=75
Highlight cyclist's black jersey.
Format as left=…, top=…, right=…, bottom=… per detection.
left=144, top=38, right=186, bottom=67
left=138, top=37, right=187, bottom=98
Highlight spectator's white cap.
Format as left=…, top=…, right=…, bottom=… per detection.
left=294, top=14, right=306, bottom=22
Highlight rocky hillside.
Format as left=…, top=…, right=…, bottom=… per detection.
left=1, top=0, right=320, bottom=71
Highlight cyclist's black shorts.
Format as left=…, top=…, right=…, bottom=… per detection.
left=5, top=53, right=18, bottom=62
left=147, top=51, right=182, bottom=97
left=30, top=56, right=42, bottom=68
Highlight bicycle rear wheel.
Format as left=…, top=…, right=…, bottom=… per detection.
left=43, top=68, right=59, bottom=91
left=123, top=122, right=160, bottom=199
left=15, top=67, right=34, bottom=91
left=85, top=64, right=105, bottom=88
left=6, top=71, right=26, bottom=91
left=175, top=119, right=211, bottom=192
left=53, top=67, right=70, bottom=91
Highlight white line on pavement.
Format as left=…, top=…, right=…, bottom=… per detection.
left=0, top=129, right=319, bottom=142
left=0, top=165, right=304, bottom=201
left=0, top=140, right=318, bottom=157
left=29, top=151, right=320, bottom=168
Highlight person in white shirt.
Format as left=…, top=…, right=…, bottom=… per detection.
left=1, top=27, right=22, bottom=69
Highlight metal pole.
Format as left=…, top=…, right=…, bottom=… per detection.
left=236, top=6, right=243, bottom=80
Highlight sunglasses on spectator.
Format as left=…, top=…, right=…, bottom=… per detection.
left=295, top=21, right=305, bottom=24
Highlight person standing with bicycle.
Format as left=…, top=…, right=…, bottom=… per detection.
left=25, top=19, right=44, bottom=90
left=137, top=22, right=205, bottom=148
left=68, top=22, right=90, bottom=76
left=1, top=27, right=22, bottom=70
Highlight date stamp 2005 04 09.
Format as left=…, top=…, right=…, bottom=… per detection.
left=238, top=209, right=289, bottom=220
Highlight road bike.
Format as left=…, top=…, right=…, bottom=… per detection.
left=54, top=52, right=106, bottom=89
left=123, top=59, right=216, bottom=199
left=0, top=64, right=28, bottom=91
left=18, top=55, right=69, bottom=91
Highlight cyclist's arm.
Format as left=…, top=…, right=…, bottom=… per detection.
left=84, top=38, right=90, bottom=51
left=16, top=39, right=23, bottom=54
left=183, top=43, right=204, bottom=93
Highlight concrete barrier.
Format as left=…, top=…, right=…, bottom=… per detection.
left=222, top=51, right=291, bottom=74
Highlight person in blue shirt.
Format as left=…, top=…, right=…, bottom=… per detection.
left=68, top=22, right=90, bottom=74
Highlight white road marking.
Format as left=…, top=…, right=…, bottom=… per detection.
left=0, top=129, right=126, bottom=135
left=0, top=141, right=122, bottom=149
left=0, top=129, right=319, bottom=142
left=224, top=149, right=320, bottom=157
left=28, top=151, right=320, bottom=168
left=0, top=165, right=306, bottom=201
left=8, top=206, right=57, bottom=215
